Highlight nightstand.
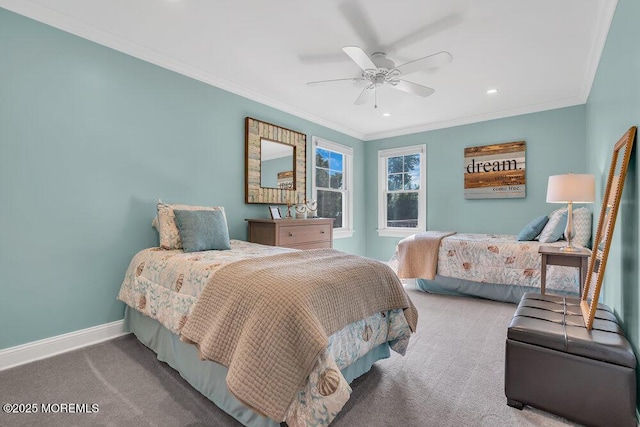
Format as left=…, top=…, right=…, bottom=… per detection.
left=538, top=245, right=591, bottom=297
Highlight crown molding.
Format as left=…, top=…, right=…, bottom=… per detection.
left=363, top=96, right=586, bottom=141
left=0, top=1, right=366, bottom=141
left=0, top=0, right=615, bottom=143
left=580, top=0, right=618, bottom=100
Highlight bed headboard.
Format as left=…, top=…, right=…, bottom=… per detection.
left=581, top=126, right=636, bottom=329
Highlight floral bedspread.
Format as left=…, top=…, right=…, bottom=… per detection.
left=436, top=234, right=580, bottom=293
left=117, top=240, right=413, bottom=426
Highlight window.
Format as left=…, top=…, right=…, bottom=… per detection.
left=378, top=145, right=426, bottom=237
left=312, top=137, right=353, bottom=238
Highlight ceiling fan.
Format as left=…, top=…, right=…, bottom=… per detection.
left=306, top=46, right=453, bottom=108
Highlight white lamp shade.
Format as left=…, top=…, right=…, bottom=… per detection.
left=546, top=174, right=595, bottom=203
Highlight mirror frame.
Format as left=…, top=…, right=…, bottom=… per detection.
left=581, top=126, right=636, bottom=329
left=245, top=117, right=306, bottom=204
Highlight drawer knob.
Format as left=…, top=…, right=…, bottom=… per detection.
left=320, top=230, right=325, bottom=234
left=289, top=232, right=293, bottom=237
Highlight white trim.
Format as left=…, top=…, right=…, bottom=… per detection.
left=313, top=137, right=354, bottom=155
left=333, top=228, right=354, bottom=239
left=0, top=320, right=128, bottom=371
left=378, top=145, right=427, bottom=236
left=377, top=229, right=418, bottom=238
left=312, top=136, right=354, bottom=236
left=378, top=144, right=426, bottom=157
left=580, top=0, right=618, bottom=101
left=0, top=0, right=613, bottom=143
left=364, top=97, right=585, bottom=141
left=0, top=0, right=366, bottom=141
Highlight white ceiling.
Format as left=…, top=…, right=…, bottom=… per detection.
left=1, top=0, right=617, bottom=141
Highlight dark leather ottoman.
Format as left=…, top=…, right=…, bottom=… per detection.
left=505, top=292, right=636, bottom=427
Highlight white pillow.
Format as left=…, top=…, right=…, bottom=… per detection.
left=537, top=208, right=568, bottom=243
left=572, top=207, right=592, bottom=247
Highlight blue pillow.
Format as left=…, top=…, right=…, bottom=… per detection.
left=517, top=215, right=549, bottom=241
left=173, top=209, right=231, bottom=252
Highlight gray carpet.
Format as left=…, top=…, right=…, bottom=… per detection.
left=0, top=289, right=579, bottom=426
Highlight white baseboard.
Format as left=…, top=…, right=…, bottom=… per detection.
left=0, top=320, right=129, bottom=371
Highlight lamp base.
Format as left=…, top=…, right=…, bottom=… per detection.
left=559, top=245, right=583, bottom=253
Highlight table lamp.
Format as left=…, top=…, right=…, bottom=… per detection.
left=546, top=173, right=595, bottom=252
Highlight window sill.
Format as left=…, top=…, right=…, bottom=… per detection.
left=377, top=228, right=423, bottom=238
left=333, top=229, right=354, bottom=239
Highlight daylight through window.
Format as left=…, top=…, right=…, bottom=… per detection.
left=378, top=145, right=426, bottom=237
left=312, top=137, right=353, bottom=238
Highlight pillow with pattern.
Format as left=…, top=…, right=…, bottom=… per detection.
left=572, top=207, right=592, bottom=247
left=538, top=208, right=568, bottom=243
left=156, top=201, right=227, bottom=249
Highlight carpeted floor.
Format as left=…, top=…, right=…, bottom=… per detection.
left=0, top=288, right=579, bottom=426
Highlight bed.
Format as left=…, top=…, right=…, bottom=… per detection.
left=392, top=208, right=592, bottom=304
left=118, top=202, right=417, bottom=427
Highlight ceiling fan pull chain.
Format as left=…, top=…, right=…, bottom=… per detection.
left=374, top=84, right=378, bottom=109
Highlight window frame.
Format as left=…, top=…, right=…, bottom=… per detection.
left=311, top=136, right=354, bottom=239
left=377, top=144, right=427, bottom=237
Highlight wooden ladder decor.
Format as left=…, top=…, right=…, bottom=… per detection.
left=581, top=126, right=636, bottom=329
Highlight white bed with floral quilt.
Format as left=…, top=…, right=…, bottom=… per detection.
left=392, top=207, right=592, bottom=303
left=118, top=202, right=417, bottom=427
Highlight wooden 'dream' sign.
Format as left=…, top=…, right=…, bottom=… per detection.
left=464, top=141, right=526, bottom=199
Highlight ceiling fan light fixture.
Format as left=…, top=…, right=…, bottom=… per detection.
left=308, top=46, right=449, bottom=108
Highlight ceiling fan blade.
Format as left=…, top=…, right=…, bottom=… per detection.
left=395, top=51, right=453, bottom=76
left=338, top=0, right=381, bottom=51
left=392, top=80, right=435, bottom=97
left=306, top=77, right=364, bottom=86
left=298, top=52, right=351, bottom=65
left=343, top=46, right=376, bottom=71
left=354, top=84, right=374, bottom=105
left=388, top=13, right=464, bottom=51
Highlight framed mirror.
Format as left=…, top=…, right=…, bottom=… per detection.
left=581, top=126, right=636, bottom=329
left=245, top=117, right=306, bottom=204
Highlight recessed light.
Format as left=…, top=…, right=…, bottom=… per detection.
left=486, top=88, right=499, bottom=95
left=382, top=112, right=391, bottom=117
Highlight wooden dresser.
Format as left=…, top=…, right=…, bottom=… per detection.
left=246, top=218, right=334, bottom=250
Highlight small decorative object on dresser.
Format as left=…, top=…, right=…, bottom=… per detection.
left=268, top=206, right=281, bottom=220
left=295, top=203, right=307, bottom=219
left=246, top=218, right=334, bottom=249
left=306, top=199, right=318, bottom=218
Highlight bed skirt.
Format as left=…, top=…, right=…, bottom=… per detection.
left=416, top=275, right=578, bottom=304
left=124, top=307, right=391, bottom=427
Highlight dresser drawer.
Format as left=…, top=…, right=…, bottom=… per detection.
left=289, top=241, right=332, bottom=250
left=277, top=223, right=331, bottom=246
left=246, top=218, right=334, bottom=250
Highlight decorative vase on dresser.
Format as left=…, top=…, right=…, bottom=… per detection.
left=245, top=218, right=334, bottom=250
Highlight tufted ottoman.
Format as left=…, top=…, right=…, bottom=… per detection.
left=505, top=292, right=636, bottom=427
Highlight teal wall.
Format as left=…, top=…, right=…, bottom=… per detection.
left=585, top=0, right=640, bottom=405
left=363, top=106, right=587, bottom=261
left=0, top=9, right=365, bottom=349
left=3, top=1, right=638, bottom=389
